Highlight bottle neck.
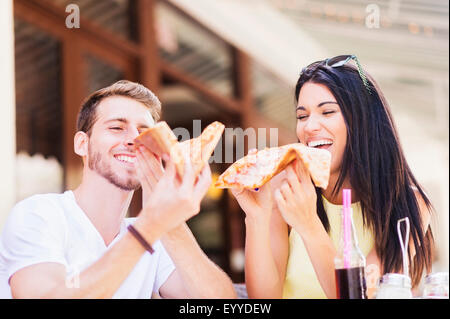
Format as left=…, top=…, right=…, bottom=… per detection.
left=335, top=208, right=365, bottom=269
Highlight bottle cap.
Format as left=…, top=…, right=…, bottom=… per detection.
left=425, top=272, right=449, bottom=285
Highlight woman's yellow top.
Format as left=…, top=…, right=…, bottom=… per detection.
left=282, top=196, right=375, bottom=299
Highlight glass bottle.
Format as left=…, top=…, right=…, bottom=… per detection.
left=375, top=217, right=413, bottom=299
left=334, top=189, right=367, bottom=299
left=423, top=272, right=449, bottom=299
left=375, top=273, right=412, bottom=299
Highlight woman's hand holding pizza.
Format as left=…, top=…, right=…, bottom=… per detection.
left=273, top=159, right=320, bottom=235
left=231, top=184, right=273, bottom=223
left=230, top=148, right=273, bottom=222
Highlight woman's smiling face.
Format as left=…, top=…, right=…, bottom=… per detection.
left=296, top=82, right=348, bottom=175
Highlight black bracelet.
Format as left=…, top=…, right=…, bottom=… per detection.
left=127, top=224, right=154, bottom=254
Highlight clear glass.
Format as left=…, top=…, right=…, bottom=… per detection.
left=423, top=272, right=449, bottom=299
left=156, top=2, right=233, bottom=98
left=84, top=54, right=124, bottom=94
left=251, top=61, right=295, bottom=131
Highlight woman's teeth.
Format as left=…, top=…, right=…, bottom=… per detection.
left=308, top=140, right=333, bottom=148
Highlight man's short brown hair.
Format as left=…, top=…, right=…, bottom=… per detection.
left=76, top=80, right=161, bottom=135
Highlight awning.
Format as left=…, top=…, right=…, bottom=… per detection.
left=167, top=0, right=328, bottom=85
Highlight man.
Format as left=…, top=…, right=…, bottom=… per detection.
left=0, top=80, right=236, bottom=298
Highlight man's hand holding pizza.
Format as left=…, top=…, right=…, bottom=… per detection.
left=135, top=145, right=164, bottom=203
left=133, top=146, right=212, bottom=245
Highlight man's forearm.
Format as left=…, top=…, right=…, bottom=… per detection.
left=44, top=219, right=158, bottom=298
left=58, top=233, right=144, bottom=298
left=161, top=223, right=237, bottom=298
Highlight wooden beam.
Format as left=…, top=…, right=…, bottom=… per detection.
left=136, top=0, right=161, bottom=92
left=161, top=60, right=241, bottom=116
left=222, top=48, right=253, bottom=281
left=232, top=48, right=253, bottom=126
left=129, top=0, right=162, bottom=217
left=61, top=39, right=85, bottom=190
left=14, top=0, right=138, bottom=72
left=15, top=0, right=242, bottom=117
left=17, top=0, right=142, bottom=57
left=232, top=48, right=297, bottom=145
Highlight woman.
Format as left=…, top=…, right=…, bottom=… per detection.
left=232, top=55, right=434, bottom=299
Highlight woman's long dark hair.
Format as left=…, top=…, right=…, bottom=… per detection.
left=295, top=62, right=434, bottom=287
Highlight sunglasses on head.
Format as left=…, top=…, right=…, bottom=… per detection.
left=300, top=54, right=372, bottom=94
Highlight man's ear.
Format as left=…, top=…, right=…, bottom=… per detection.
left=74, top=131, right=89, bottom=157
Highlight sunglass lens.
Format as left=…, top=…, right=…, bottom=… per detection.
left=327, top=55, right=352, bottom=67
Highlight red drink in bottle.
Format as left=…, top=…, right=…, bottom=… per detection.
left=335, top=267, right=367, bottom=299
left=334, top=189, right=367, bottom=299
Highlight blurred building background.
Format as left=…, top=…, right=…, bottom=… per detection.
left=0, top=0, right=448, bottom=284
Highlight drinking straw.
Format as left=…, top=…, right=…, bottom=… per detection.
left=397, top=217, right=410, bottom=277
left=343, top=189, right=352, bottom=268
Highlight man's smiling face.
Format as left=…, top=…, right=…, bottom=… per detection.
left=86, top=95, right=155, bottom=191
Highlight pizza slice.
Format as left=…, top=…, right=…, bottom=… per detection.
left=135, top=121, right=225, bottom=178
left=215, top=143, right=331, bottom=190
left=134, top=121, right=178, bottom=159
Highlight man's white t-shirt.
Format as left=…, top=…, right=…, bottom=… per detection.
left=0, top=191, right=175, bottom=298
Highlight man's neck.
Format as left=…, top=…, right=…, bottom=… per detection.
left=72, top=173, right=134, bottom=246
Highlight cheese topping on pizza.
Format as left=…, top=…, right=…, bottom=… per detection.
left=215, top=143, right=331, bottom=189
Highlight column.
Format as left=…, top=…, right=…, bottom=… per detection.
left=0, top=0, right=16, bottom=229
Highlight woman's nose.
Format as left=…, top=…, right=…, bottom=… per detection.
left=304, top=115, right=321, bottom=133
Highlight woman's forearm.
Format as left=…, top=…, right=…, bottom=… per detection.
left=245, top=216, right=284, bottom=298
left=294, top=219, right=337, bottom=299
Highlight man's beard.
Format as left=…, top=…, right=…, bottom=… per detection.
left=88, top=143, right=140, bottom=191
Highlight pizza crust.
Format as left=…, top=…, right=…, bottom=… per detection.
left=134, top=121, right=225, bottom=178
